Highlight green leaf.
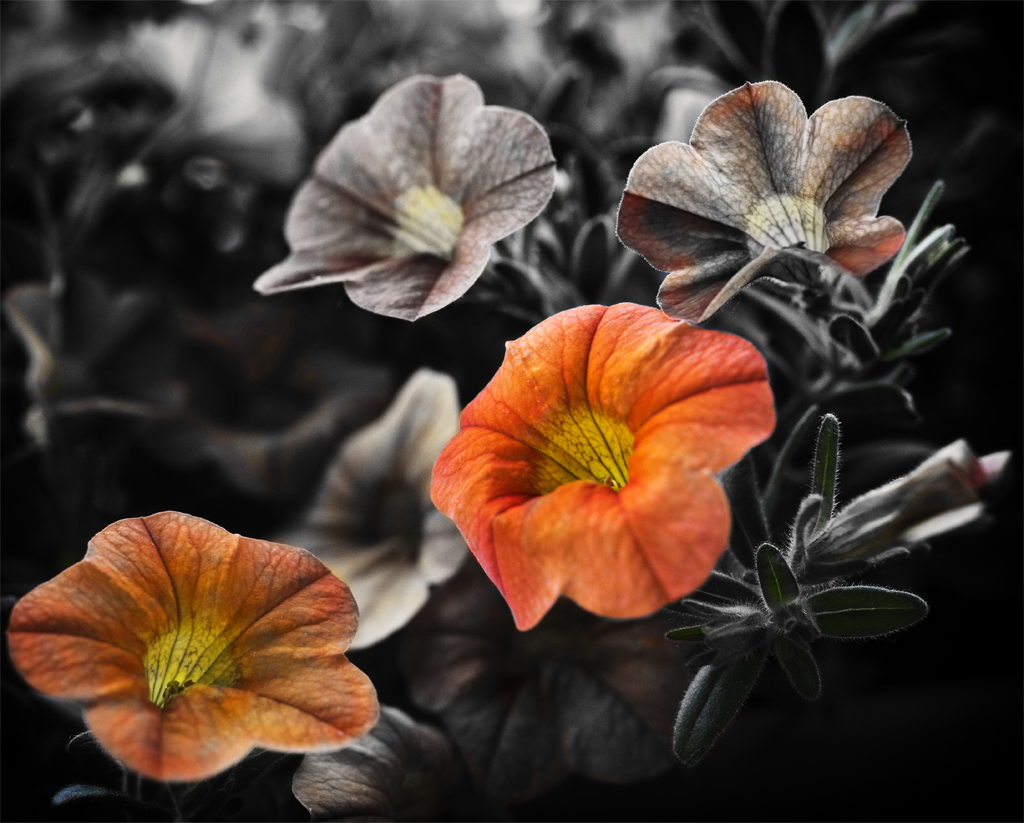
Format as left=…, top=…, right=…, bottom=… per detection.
left=807, top=586, right=928, bottom=638
left=882, top=328, right=952, bottom=361
left=705, top=619, right=768, bottom=664
left=673, top=648, right=767, bottom=766
left=666, top=625, right=708, bottom=642
left=810, top=414, right=841, bottom=533
left=773, top=633, right=822, bottom=700
left=755, top=543, right=799, bottom=611
left=890, top=180, right=945, bottom=275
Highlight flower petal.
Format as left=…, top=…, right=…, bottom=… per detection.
left=825, top=215, right=907, bottom=276
left=286, top=369, right=465, bottom=648
left=341, top=239, right=489, bottom=320
left=292, top=706, right=455, bottom=822
left=400, top=563, right=690, bottom=801
left=255, top=74, right=555, bottom=319
left=800, top=96, right=911, bottom=220
left=432, top=305, right=774, bottom=628
left=7, top=512, right=378, bottom=782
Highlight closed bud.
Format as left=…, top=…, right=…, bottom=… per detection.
left=806, top=440, right=1010, bottom=567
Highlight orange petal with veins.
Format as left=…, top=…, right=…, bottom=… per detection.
left=431, top=304, right=774, bottom=629
left=7, top=511, right=378, bottom=782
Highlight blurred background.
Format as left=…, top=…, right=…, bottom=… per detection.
left=2, top=1, right=1020, bottom=820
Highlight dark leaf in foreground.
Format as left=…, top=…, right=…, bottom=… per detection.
left=673, top=647, right=767, bottom=767
left=772, top=633, right=822, bottom=700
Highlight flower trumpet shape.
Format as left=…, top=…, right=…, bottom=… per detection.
left=284, top=369, right=467, bottom=649
left=431, top=304, right=775, bottom=630
left=254, top=74, right=556, bottom=320
left=617, top=81, right=911, bottom=322
left=6, top=512, right=379, bottom=782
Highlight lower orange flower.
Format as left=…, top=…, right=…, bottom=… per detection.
left=431, top=304, right=775, bottom=630
left=6, top=512, right=379, bottom=782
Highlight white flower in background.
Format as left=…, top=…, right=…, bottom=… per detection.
left=284, top=369, right=466, bottom=649
left=125, top=12, right=305, bottom=185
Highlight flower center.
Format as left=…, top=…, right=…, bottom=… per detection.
left=145, top=628, right=225, bottom=708
left=392, top=186, right=464, bottom=260
left=537, top=409, right=634, bottom=493
left=742, top=194, right=828, bottom=253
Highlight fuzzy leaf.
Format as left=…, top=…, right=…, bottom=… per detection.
left=665, top=625, right=709, bottom=642
left=673, top=648, right=767, bottom=766
left=772, top=633, right=821, bottom=700
left=755, top=543, right=800, bottom=611
left=811, top=414, right=841, bottom=533
left=807, top=586, right=928, bottom=637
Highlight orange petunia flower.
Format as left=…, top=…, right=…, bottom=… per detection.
left=431, top=303, right=775, bottom=630
left=254, top=74, right=556, bottom=320
left=617, top=81, right=911, bottom=323
left=6, top=512, right=378, bottom=782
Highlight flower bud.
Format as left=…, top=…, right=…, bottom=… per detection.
left=806, top=440, right=1010, bottom=566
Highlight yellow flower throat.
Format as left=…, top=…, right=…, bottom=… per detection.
left=392, top=186, right=464, bottom=260
left=537, top=409, right=634, bottom=494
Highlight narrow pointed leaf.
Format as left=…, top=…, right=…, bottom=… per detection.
left=889, top=180, right=944, bottom=275
left=666, top=625, right=709, bottom=642
left=721, top=453, right=769, bottom=568
left=773, top=634, right=821, bottom=700
left=882, top=328, right=952, bottom=361
left=807, top=586, right=928, bottom=637
left=811, top=414, right=841, bottom=533
left=673, top=648, right=767, bottom=766
left=755, top=543, right=800, bottom=611
left=687, top=571, right=761, bottom=608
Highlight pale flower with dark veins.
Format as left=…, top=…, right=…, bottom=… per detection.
left=254, top=74, right=556, bottom=320
left=617, top=81, right=912, bottom=322
left=283, top=369, right=466, bottom=649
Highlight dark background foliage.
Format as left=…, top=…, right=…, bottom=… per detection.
left=2, top=1, right=1020, bottom=821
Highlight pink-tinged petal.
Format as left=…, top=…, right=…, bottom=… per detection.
left=7, top=512, right=378, bottom=782
left=826, top=215, right=907, bottom=276
left=618, top=81, right=912, bottom=319
left=431, top=305, right=774, bottom=628
left=255, top=74, right=554, bottom=319
left=341, top=238, right=490, bottom=321
left=689, top=81, right=808, bottom=202
left=313, top=75, right=446, bottom=205
left=800, top=96, right=912, bottom=220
